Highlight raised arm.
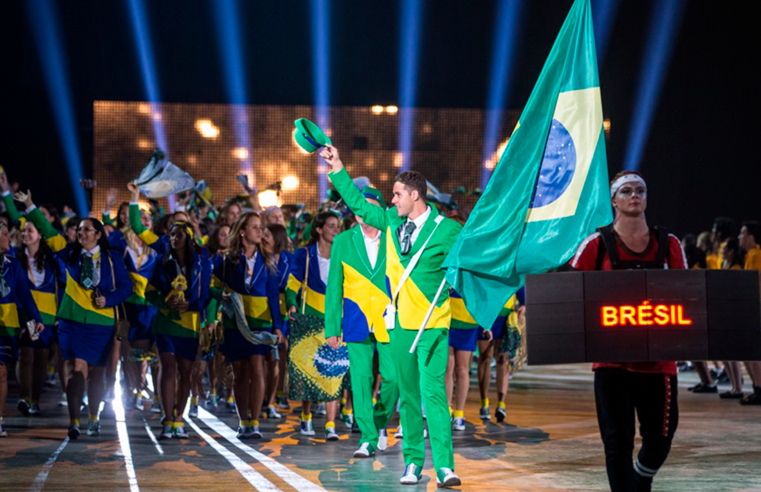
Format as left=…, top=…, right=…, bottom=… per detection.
left=15, top=190, right=68, bottom=253
left=127, top=182, right=161, bottom=249
left=320, top=145, right=388, bottom=231
left=102, top=188, right=118, bottom=226
left=0, top=172, right=22, bottom=223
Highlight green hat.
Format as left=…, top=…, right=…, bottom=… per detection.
left=293, top=118, right=332, bottom=153
left=362, top=187, right=386, bottom=208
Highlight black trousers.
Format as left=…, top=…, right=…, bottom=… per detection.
left=594, top=368, right=679, bottom=492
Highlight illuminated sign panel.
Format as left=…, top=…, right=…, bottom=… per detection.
left=525, top=270, right=761, bottom=365
left=600, top=302, right=693, bottom=327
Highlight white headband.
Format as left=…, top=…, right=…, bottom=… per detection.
left=610, top=174, right=647, bottom=198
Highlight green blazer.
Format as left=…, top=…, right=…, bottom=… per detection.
left=325, top=226, right=391, bottom=343
left=328, top=168, right=463, bottom=331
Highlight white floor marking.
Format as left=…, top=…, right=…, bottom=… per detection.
left=142, top=418, right=164, bottom=455
left=114, top=364, right=140, bottom=492
left=196, top=407, right=327, bottom=492
left=29, top=437, right=69, bottom=492
left=185, top=418, right=282, bottom=491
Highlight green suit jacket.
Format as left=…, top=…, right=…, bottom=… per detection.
left=325, top=226, right=391, bottom=343
left=328, top=168, right=463, bottom=330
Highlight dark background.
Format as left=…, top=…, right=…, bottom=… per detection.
left=1, top=0, right=758, bottom=236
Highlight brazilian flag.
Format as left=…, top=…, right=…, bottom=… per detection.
left=444, top=0, right=613, bottom=329
left=288, top=314, right=349, bottom=402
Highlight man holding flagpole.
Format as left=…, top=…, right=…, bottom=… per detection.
left=320, top=146, right=463, bottom=488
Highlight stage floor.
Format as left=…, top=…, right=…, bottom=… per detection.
left=1, top=364, right=760, bottom=491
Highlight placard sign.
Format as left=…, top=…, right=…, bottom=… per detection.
left=525, top=270, right=761, bottom=365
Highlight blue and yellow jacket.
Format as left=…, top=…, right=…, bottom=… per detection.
left=26, top=206, right=133, bottom=328
left=324, top=226, right=390, bottom=343
left=1, top=192, right=62, bottom=327
left=275, top=251, right=294, bottom=320
left=0, top=254, right=43, bottom=337
left=211, top=251, right=282, bottom=332
left=147, top=250, right=210, bottom=338
left=285, top=244, right=328, bottom=319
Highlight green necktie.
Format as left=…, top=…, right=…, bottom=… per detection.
left=81, top=254, right=94, bottom=289
left=400, top=221, right=417, bottom=255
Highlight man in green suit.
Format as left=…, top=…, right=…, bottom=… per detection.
left=325, top=187, right=399, bottom=459
left=320, top=145, right=463, bottom=488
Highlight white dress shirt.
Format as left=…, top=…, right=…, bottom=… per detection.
left=361, top=227, right=381, bottom=269
left=400, top=206, right=431, bottom=248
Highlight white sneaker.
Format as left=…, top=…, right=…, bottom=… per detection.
left=189, top=403, right=199, bottom=418
left=300, top=418, right=315, bottom=436
left=173, top=424, right=189, bottom=439
left=343, top=412, right=354, bottom=429
left=400, top=464, right=422, bottom=485
left=496, top=406, right=506, bottom=423
left=436, top=468, right=461, bottom=488
left=314, top=403, right=327, bottom=416
left=377, top=429, right=388, bottom=452
left=58, top=394, right=68, bottom=407
left=325, top=426, right=339, bottom=441
left=134, top=396, right=144, bottom=411
left=353, top=442, right=374, bottom=458
left=424, top=427, right=428, bottom=439
left=159, top=423, right=174, bottom=439
left=151, top=399, right=162, bottom=414
left=266, top=406, right=282, bottom=419
left=479, top=406, right=490, bottom=421
left=452, top=417, right=465, bottom=431
left=247, top=425, right=262, bottom=439
left=394, top=424, right=403, bottom=439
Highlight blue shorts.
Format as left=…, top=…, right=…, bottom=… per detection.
left=449, top=327, right=478, bottom=352
left=479, top=315, right=507, bottom=342
left=220, top=327, right=272, bottom=362
left=156, top=334, right=199, bottom=361
left=0, top=335, right=19, bottom=364
left=18, top=324, right=55, bottom=350
left=58, top=319, right=115, bottom=367
left=126, top=303, right=157, bottom=342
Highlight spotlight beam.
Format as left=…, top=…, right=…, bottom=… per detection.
left=211, top=0, right=254, bottom=182
left=126, top=0, right=168, bottom=153
left=480, top=0, right=526, bottom=190
left=623, top=0, right=688, bottom=171
left=310, top=0, right=331, bottom=200
left=398, top=0, right=425, bottom=171
left=591, top=0, right=621, bottom=66
left=26, top=0, right=89, bottom=216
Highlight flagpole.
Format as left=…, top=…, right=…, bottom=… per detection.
left=409, top=277, right=448, bottom=354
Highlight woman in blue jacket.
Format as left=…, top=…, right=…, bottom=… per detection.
left=0, top=219, right=44, bottom=438
left=18, top=190, right=133, bottom=440
left=213, top=212, right=282, bottom=439
left=146, top=221, right=210, bottom=440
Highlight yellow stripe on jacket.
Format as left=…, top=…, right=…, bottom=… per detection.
left=129, top=272, right=149, bottom=299
left=342, top=262, right=391, bottom=343
left=63, top=271, right=115, bottom=320
left=0, top=303, right=20, bottom=329
left=386, top=234, right=450, bottom=330
left=31, top=290, right=58, bottom=318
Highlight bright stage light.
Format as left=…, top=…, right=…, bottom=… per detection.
left=398, top=0, right=425, bottom=171
left=232, top=147, right=249, bottom=160
left=623, top=0, right=687, bottom=171
left=386, top=105, right=399, bottom=114
left=26, top=0, right=88, bottom=216
left=393, top=152, right=404, bottom=168
left=282, top=175, right=300, bottom=191
left=258, top=189, right=280, bottom=209
left=372, top=105, right=384, bottom=115
left=126, top=0, right=169, bottom=153
left=137, top=103, right=150, bottom=114
left=480, top=0, right=526, bottom=189
left=195, top=119, right=220, bottom=139
left=137, top=138, right=152, bottom=149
